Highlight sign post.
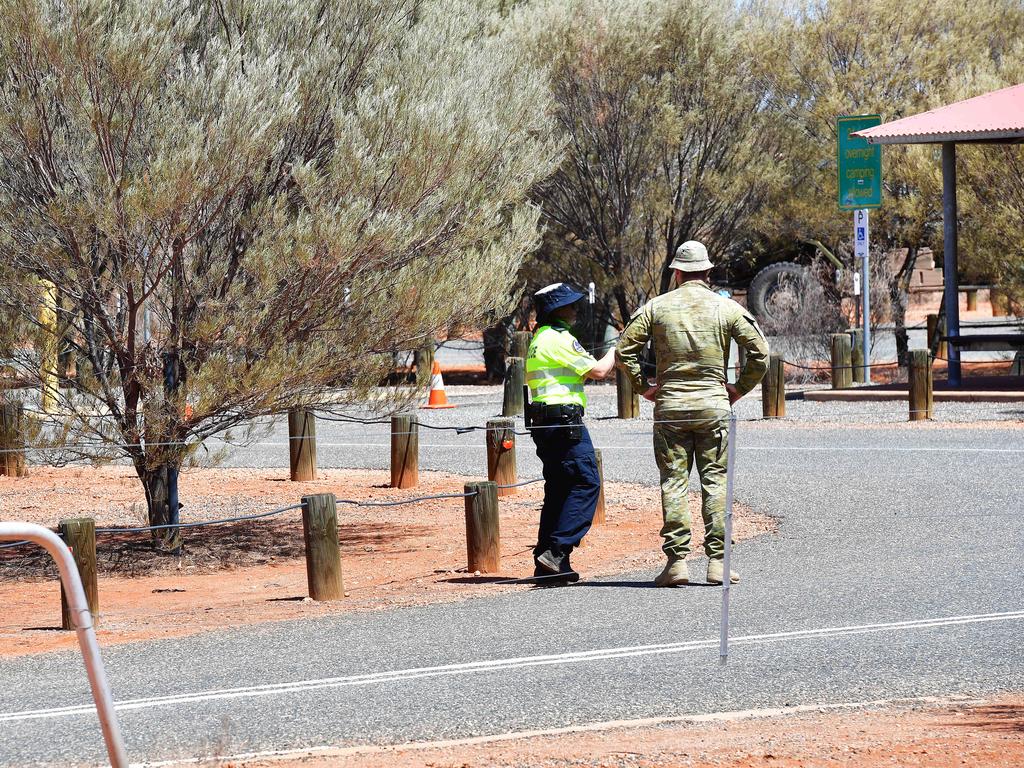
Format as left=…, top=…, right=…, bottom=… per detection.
left=838, top=115, right=882, bottom=383
left=587, top=281, right=596, bottom=355
left=854, top=209, right=870, bottom=382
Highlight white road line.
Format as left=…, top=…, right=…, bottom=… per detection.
left=239, top=442, right=468, bottom=449
left=736, top=446, right=1024, bottom=453
left=598, top=448, right=1019, bottom=454
left=131, top=694, right=984, bottom=767
left=2, top=610, right=1022, bottom=725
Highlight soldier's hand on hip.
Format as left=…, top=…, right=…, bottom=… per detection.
left=726, top=384, right=741, bottom=405
left=642, top=385, right=659, bottom=402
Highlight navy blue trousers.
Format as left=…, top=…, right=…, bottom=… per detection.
left=531, top=424, right=601, bottom=558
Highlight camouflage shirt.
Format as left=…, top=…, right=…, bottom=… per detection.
left=615, top=281, right=769, bottom=410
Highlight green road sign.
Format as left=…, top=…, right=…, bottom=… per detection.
left=837, top=114, right=882, bottom=210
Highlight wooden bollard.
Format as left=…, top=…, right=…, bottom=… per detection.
left=908, top=349, right=933, bottom=422
left=502, top=356, right=525, bottom=417
left=301, top=494, right=344, bottom=600
left=59, top=518, right=98, bottom=630
left=991, top=288, right=1009, bottom=317
left=830, top=333, right=853, bottom=389
left=761, top=353, right=785, bottom=418
left=486, top=418, right=517, bottom=496
left=615, top=368, right=639, bottom=419
left=288, top=407, right=317, bottom=481
left=849, top=329, right=865, bottom=384
left=415, top=342, right=435, bottom=386
left=511, top=330, right=532, bottom=360
left=39, top=279, right=58, bottom=414
left=592, top=448, right=606, bottom=526
left=464, top=481, right=500, bottom=573
left=966, top=289, right=978, bottom=312
left=390, top=412, right=418, bottom=489
left=0, top=401, right=27, bottom=477
left=927, top=314, right=947, bottom=360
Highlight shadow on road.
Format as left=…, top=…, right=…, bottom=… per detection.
left=579, top=580, right=719, bottom=589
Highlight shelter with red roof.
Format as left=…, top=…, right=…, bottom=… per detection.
left=854, top=83, right=1024, bottom=387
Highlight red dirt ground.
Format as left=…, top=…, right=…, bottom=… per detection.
left=0, top=467, right=772, bottom=658
left=217, top=695, right=1024, bottom=767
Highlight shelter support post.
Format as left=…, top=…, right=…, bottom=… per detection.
left=941, top=142, right=961, bottom=387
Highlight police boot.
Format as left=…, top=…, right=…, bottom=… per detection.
left=654, top=556, right=689, bottom=587
left=706, top=559, right=739, bottom=585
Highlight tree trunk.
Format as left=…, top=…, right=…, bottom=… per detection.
left=141, top=465, right=182, bottom=553
left=612, top=285, right=632, bottom=333
left=658, top=242, right=677, bottom=296
left=483, top=321, right=509, bottom=383
left=891, top=247, right=918, bottom=367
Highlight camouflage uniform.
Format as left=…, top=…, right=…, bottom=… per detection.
left=616, top=281, right=768, bottom=561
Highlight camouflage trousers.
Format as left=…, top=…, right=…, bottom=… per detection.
left=652, top=409, right=730, bottom=560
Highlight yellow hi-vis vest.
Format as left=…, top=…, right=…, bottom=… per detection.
left=526, top=323, right=597, bottom=407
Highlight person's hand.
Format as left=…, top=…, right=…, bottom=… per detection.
left=726, top=383, right=741, bottom=405
left=642, top=385, right=659, bottom=402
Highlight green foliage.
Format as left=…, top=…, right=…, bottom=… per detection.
left=961, top=143, right=1024, bottom=303
left=515, top=0, right=790, bottom=325
left=958, top=47, right=1024, bottom=301
left=513, top=0, right=1024, bottom=329
left=753, top=0, right=1024, bottom=276
left=0, top=0, right=559, bottom=506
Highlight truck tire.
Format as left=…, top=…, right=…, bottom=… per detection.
left=747, top=262, right=809, bottom=324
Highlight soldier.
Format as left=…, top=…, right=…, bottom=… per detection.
left=616, top=241, right=768, bottom=586
left=527, top=283, right=616, bottom=582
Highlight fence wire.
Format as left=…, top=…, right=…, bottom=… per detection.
left=1, top=398, right=1021, bottom=455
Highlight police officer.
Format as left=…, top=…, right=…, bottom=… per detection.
left=616, top=241, right=768, bottom=587
left=527, top=283, right=616, bottom=582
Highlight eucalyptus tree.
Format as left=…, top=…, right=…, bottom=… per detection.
left=962, top=143, right=1024, bottom=308
left=959, top=52, right=1024, bottom=308
left=513, top=0, right=789, bottom=327
left=0, top=0, right=559, bottom=547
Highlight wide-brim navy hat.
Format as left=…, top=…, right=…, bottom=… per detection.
left=534, top=282, right=586, bottom=318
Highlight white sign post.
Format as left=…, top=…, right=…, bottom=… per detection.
left=854, top=209, right=870, bottom=383
left=587, top=281, right=596, bottom=353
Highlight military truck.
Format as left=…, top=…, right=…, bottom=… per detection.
left=707, top=240, right=844, bottom=324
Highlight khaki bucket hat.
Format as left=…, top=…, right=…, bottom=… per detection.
left=669, top=240, right=714, bottom=272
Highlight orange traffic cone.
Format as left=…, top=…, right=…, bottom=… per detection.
left=421, top=360, right=456, bottom=409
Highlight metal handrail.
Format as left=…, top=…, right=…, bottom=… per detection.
left=0, top=523, right=127, bottom=768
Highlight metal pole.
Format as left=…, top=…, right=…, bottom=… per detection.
left=942, top=142, right=961, bottom=387
left=855, top=209, right=871, bottom=384
left=587, top=282, right=596, bottom=355
left=162, top=352, right=181, bottom=551
left=0, top=523, right=128, bottom=768
left=862, top=252, right=871, bottom=383
left=719, top=410, right=737, bottom=665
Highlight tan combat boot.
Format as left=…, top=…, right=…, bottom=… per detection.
left=654, top=556, right=689, bottom=587
left=706, top=559, right=739, bottom=585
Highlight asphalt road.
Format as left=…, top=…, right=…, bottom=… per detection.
left=1, top=388, right=1022, bottom=766
left=433, top=319, right=1020, bottom=368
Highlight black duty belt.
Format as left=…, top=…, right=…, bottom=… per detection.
left=527, top=402, right=584, bottom=424
left=526, top=403, right=585, bottom=443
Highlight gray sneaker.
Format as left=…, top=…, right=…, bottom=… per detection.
left=654, top=557, right=689, bottom=587
left=535, top=548, right=565, bottom=574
